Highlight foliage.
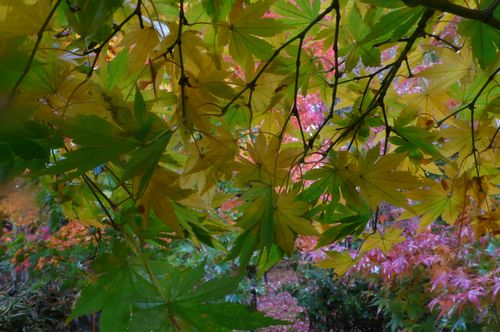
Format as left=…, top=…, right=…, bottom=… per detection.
left=0, top=0, right=499, bottom=330
left=1, top=187, right=96, bottom=284
left=0, top=185, right=99, bottom=331
left=353, top=219, right=500, bottom=331
left=0, top=277, right=92, bottom=332
left=282, top=263, right=386, bottom=331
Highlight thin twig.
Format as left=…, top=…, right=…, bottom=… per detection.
left=436, top=67, right=499, bottom=126
left=81, top=174, right=117, bottom=228
left=324, top=9, right=435, bottom=154
left=306, top=0, right=341, bottom=153
left=426, top=33, right=460, bottom=52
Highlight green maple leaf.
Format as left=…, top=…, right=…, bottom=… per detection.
left=39, top=115, right=140, bottom=179
left=69, top=246, right=287, bottom=332
left=230, top=185, right=316, bottom=265
left=220, top=0, right=287, bottom=61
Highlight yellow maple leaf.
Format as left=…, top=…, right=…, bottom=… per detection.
left=348, top=147, right=420, bottom=209
left=138, top=167, right=192, bottom=235
left=237, top=134, right=302, bottom=186
left=471, top=201, right=500, bottom=237
left=316, top=251, right=356, bottom=277
left=121, top=26, right=160, bottom=74
left=183, top=126, right=239, bottom=192
left=0, top=0, right=51, bottom=37
left=60, top=187, right=104, bottom=228
left=360, top=227, right=405, bottom=254
left=274, top=190, right=317, bottom=254
left=441, top=119, right=497, bottom=174
left=401, top=177, right=468, bottom=229
left=416, top=47, right=475, bottom=90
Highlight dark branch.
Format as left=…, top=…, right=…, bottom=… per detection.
left=306, top=0, right=341, bottom=153
left=325, top=9, right=435, bottom=153
left=403, top=0, right=500, bottom=29
left=176, top=0, right=189, bottom=126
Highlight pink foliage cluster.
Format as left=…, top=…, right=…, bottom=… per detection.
left=353, top=220, right=499, bottom=319
left=294, top=93, right=327, bottom=131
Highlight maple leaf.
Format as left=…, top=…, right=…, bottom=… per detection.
left=316, top=203, right=372, bottom=247
left=0, top=0, right=52, bottom=37
left=274, top=189, right=318, bottom=254
left=401, top=177, right=468, bottom=228
left=415, top=48, right=475, bottom=90
left=360, top=227, right=405, bottom=254
left=70, top=247, right=286, bottom=331
left=183, top=126, right=239, bottom=192
left=236, top=134, right=302, bottom=186
left=121, top=26, right=161, bottom=74
left=348, top=147, right=421, bottom=209
left=138, top=168, right=193, bottom=237
left=219, top=0, right=287, bottom=62
left=441, top=119, right=497, bottom=172
left=38, top=115, right=140, bottom=179
left=233, top=185, right=316, bottom=258
left=471, top=200, right=500, bottom=237
left=316, top=251, right=356, bottom=276
left=60, top=192, right=103, bottom=228
left=4, top=0, right=500, bottom=328
left=273, top=0, right=321, bottom=30
left=303, top=151, right=359, bottom=205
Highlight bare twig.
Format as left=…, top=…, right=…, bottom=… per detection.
left=426, top=33, right=460, bottom=52
left=436, top=67, right=499, bottom=126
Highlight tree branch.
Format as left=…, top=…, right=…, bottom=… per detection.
left=86, top=0, right=144, bottom=78
left=176, top=0, right=189, bottom=126
left=403, top=0, right=500, bottom=29
left=306, top=0, right=341, bottom=152
left=325, top=9, right=435, bottom=153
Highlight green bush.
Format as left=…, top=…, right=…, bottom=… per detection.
left=283, top=263, right=387, bottom=331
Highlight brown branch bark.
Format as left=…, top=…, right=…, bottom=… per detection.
left=403, top=0, right=500, bottom=29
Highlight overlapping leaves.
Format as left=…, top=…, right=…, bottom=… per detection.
left=68, top=242, right=286, bottom=331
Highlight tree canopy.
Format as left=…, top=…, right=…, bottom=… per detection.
left=0, top=0, right=498, bottom=330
